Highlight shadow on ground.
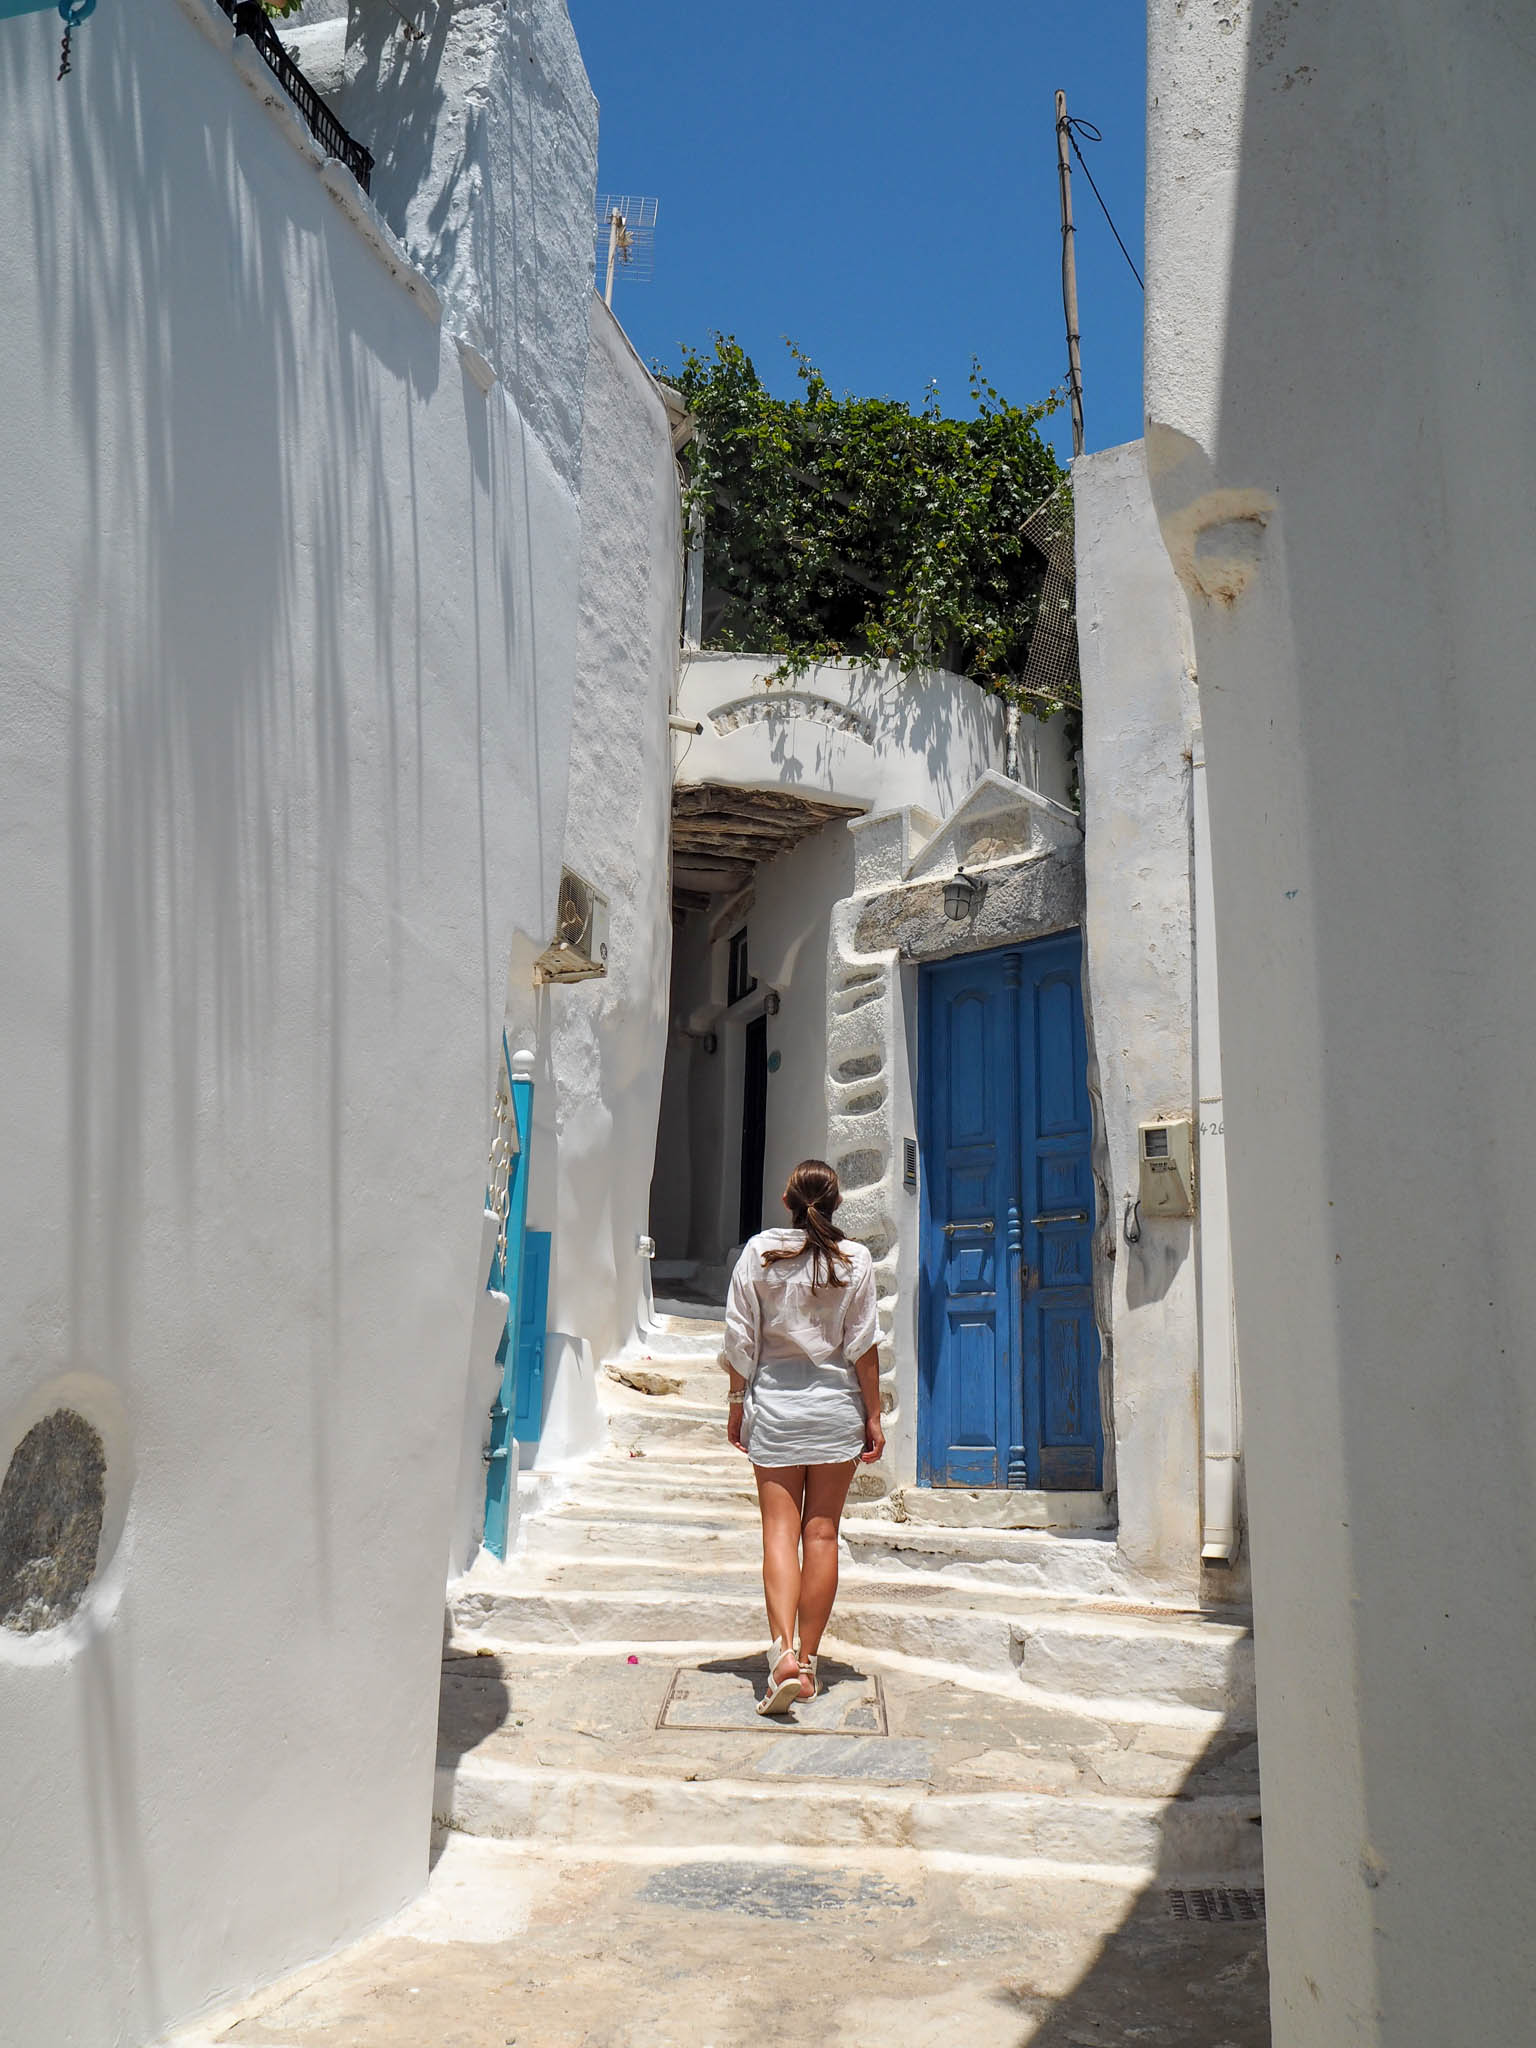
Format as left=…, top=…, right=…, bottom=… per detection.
left=416, top=1636, right=1269, bottom=2046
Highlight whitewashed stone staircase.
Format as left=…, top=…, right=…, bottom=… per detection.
left=441, top=1312, right=1261, bottom=1886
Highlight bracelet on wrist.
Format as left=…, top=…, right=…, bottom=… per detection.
left=727, top=1390, right=745, bottom=1406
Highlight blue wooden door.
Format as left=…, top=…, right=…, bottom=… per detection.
left=919, top=935, right=1102, bottom=1489
left=511, top=1231, right=551, bottom=1448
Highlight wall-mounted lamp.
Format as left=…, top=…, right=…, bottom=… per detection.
left=942, top=865, right=986, bottom=921
left=764, top=990, right=781, bottom=1016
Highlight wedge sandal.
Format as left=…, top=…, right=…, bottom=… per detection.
left=757, top=1637, right=802, bottom=1716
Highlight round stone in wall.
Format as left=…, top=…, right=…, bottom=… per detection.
left=0, top=1410, right=107, bottom=1636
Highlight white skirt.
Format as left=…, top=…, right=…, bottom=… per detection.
left=744, top=1356, right=865, bottom=1467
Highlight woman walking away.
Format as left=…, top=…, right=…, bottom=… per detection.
left=722, top=1159, right=885, bottom=1715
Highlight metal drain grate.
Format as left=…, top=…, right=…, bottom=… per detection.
left=656, top=1661, right=889, bottom=1737
left=1167, top=1887, right=1266, bottom=1923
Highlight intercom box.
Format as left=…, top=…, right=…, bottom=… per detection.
left=1138, top=1117, right=1196, bottom=1218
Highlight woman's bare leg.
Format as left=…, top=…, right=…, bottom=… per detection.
left=754, top=1466, right=807, bottom=1659
left=796, top=1460, right=857, bottom=1659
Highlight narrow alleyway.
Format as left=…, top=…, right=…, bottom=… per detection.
left=171, top=1314, right=1268, bottom=2048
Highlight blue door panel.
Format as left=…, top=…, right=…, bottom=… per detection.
left=920, top=935, right=1102, bottom=1490
left=948, top=994, right=991, bottom=1138
left=1041, top=1298, right=1092, bottom=1441
left=1035, top=974, right=1082, bottom=1132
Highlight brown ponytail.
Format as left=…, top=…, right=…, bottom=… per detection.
left=761, top=1158, right=851, bottom=1290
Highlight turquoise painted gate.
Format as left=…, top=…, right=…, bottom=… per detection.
left=482, top=1042, right=548, bottom=1558
left=511, top=1233, right=552, bottom=1448
left=918, top=935, right=1102, bottom=1490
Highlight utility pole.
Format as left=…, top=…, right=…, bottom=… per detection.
left=1055, top=89, right=1085, bottom=458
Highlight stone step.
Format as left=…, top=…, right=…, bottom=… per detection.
left=506, top=1554, right=1063, bottom=1606
left=581, top=1441, right=745, bottom=1472
left=532, top=1494, right=760, bottom=1530
left=570, top=1452, right=1102, bottom=1534
left=451, top=1587, right=1254, bottom=1720
left=435, top=1753, right=1263, bottom=1881
left=602, top=1391, right=728, bottom=1448
left=627, top=1318, right=726, bottom=1358
left=841, top=1522, right=1125, bottom=1596
left=604, top=1357, right=727, bottom=1399
left=881, top=1487, right=1116, bottom=1533
left=576, top=1438, right=893, bottom=1482
left=521, top=1512, right=764, bottom=1562
left=548, top=1482, right=765, bottom=1515
left=603, top=1387, right=726, bottom=1422
left=521, top=1511, right=1128, bottom=1601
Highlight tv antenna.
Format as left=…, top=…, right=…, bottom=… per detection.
left=595, top=195, right=658, bottom=308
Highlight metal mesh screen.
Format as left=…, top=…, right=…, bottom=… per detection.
left=1018, top=486, right=1080, bottom=710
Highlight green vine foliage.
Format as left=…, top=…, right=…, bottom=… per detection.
left=666, top=337, right=1069, bottom=708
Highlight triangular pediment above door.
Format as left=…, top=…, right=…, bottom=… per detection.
left=905, top=770, right=1081, bottom=884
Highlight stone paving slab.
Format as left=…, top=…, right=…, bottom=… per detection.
left=751, top=1735, right=933, bottom=1783
left=439, top=1648, right=1262, bottom=1804
left=170, top=1833, right=1270, bottom=2048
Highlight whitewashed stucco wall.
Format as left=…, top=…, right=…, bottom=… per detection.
left=1075, top=441, right=1202, bottom=1592
left=754, top=823, right=857, bottom=1217
left=0, top=3, right=608, bottom=2042
left=655, top=656, right=1024, bottom=1282
left=1146, top=4, right=1536, bottom=2042
left=341, top=0, right=599, bottom=496
left=674, top=654, right=1010, bottom=818
left=530, top=298, right=681, bottom=1467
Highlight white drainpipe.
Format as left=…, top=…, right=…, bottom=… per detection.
left=1193, top=733, right=1240, bottom=1562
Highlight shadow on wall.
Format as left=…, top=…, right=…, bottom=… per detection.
left=1124, top=1217, right=1190, bottom=1310
left=703, top=658, right=1006, bottom=816
left=0, top=6, right=563, bottom=2028
left=1159, top=11, right=1536, bottom=2041
left=844, top=665, right=1003, bottom=816
left=3, top=2, right=451, bottom=1344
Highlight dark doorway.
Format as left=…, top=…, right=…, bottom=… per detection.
left=739, top=1014, right=768, bottom=1241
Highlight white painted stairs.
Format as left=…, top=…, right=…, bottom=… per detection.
left=441, top=1314, right=1262, bottom=1888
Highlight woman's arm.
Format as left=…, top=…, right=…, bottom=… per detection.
left=726, top=1365, right=749, bottom=1456
left=852, top=1346, right=884, bottom=1464
left=721, top=1251, right=760, bottom=1456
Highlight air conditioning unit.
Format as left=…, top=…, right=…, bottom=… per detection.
left=533, top=867, right=610, bottom=984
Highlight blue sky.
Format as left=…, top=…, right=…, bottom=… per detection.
left=565, top=0, right=1147, bottom=463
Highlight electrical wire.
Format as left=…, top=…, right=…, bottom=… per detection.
left=1062, top=115, right=1145, bottom=293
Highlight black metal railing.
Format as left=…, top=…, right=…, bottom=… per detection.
left=218, top=1, right=375, bottom=194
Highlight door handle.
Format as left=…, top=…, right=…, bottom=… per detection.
left=942, top=1219, right=995, bottom=1236
left=1030, top=1210, right=1089, bottom=1226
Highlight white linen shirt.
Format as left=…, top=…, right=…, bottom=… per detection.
left=721, top=1229, right=879, bottom=1383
